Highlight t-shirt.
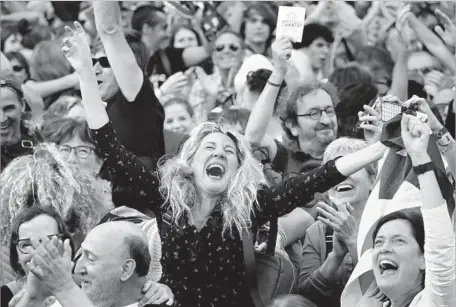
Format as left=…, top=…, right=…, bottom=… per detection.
left=106, top=74, right=165, bottom=160
left=147, top=47, right=186, bottom=88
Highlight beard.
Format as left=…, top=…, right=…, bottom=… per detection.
left=298, top=124, right=337, bottom=158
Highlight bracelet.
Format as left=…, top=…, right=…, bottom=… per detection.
left=413, top=162, right=435, bottom=176
left=267, top=79, right=281, bottom=87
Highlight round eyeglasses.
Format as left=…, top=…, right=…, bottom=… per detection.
left=58, top=145, right=95, bottom=159
left=15, top=234, right=64, bottom=254
left=296, top=106, right=336, bottom=120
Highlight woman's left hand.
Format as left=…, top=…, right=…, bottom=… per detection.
left=139, top=281, right=175, bottom=306
left=401, top=114, right=431, bottom=158
left=316, top=202, right=357, bottom=245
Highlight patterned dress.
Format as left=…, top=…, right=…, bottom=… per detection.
left=92, top=122, right=347, bottom=307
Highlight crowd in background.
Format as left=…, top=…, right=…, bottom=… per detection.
left=0, top=1, right=455, bottom=307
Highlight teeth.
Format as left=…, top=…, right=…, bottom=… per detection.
left=379, top=259, right=398, bottom=272
left=336, top=184, right=354, bottom=192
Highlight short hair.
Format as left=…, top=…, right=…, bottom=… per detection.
left=17, top=19, right=53, bottom=50
left=323, top=137, right=377, bottom=181
left=5, top=51, right=31, bottom=81
left=213, top=107, right=251, bottom=135
left=240, top=3, right=277, bottom=47
left=31, top=40, right=73, bottom=82
left=278, top=81, right=339, bottom=140
left=9, top=206, right=75, bottom=277
left=292, top=23, right=334, bottom=50
left=41, top=117, right=94, bottom=146
left=42, top=96, right=83, bottom=122
left=0, top=79, right=25, bottom=105
left=163, top=97, right=195, bottom=118
left=124, top=234, right=151, bottom=277
left=92, top=29, right=149, bottom=72
left=170, top=25, right=202, bottom=47
left=329, top=62, right=373, bottom=94
left=371, top=210, right=425, bottom=303
left=356, top=46, right=394, bottom=78
left=131, top=5, right=165, bottom=32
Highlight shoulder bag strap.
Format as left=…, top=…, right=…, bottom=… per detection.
left=241, top=228, right=264, bottom=307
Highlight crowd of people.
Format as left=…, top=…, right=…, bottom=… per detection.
left=1, top=1, right=455, bottom=307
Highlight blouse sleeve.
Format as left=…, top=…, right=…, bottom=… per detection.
left=91, top=122, right=164, bottom=216
left=420, top=202, right=455, bottom=307
left=254, top=158, right=346, bottom=227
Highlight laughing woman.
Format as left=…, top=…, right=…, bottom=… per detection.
left=61, top=20, right=387, bottom=307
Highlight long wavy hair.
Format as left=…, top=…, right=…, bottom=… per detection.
left=158, top=121, right=267, bottom=235
left=0, top=143, right=113, bottom=245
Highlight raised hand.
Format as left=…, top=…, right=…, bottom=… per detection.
left=316, top=202, right=357, bottom=246
left=434, top=9, right=456, bottom=49
left=160, top=72, right=189, bottom=97
left=271, top=37, right=292, bottom=77
left=401, top=114, right=431, bottom=158
left=62, top=21, right=92, bottom=74
left=358, top=104, right=383, bottom=145
left=404, top=95, right=443, bottom=132
left=26, top=236, right=74, bottom=297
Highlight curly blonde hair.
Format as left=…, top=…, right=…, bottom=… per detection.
left=158, top=122, right=267, bottom=235
left=0, top=143, right=113, bottom=245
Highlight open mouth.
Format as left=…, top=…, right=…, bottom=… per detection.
left=206, top=163, right=225, bottom=179
left=335, top=183, right=354, bottom=193
left=379, top=259, right=399, bottom=275
left=96, top=80, right=103, bottom=85
left=0, top=121, right=11, bottom=132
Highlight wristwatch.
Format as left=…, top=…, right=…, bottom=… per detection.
left=413, top=162, right=435, bottom=176
left=434, top=127, right=452, bottom=146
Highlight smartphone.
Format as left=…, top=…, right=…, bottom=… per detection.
left=380, top=100, right=402, bottom=122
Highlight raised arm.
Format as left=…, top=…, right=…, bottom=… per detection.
left=244, top=38, right=291, bottom=160
left=62, top=22, right=163, bottom=214
left=92, top=1, right=143, bottom=102
left=24, top=73, right=79, bottom=99
left=401, top=114, right=455, bottom=306
left=255, top=141, right=386, bottom=226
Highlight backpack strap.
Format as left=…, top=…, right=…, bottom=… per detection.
left=242, top=227, right=264, bottom=307
left=161, top=207, right=174, bottom=235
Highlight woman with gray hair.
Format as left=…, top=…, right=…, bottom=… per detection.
left=59, top=22, right=387, bottom=307
left=299, top=137, right=378, bottom=307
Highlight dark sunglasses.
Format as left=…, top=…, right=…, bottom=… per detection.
left=214, top=44, right=240, bottom=52
left=12, top=65, right=24, bottom=72
left=92, top=57, right=110, bottom=68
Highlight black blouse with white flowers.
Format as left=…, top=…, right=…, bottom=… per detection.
left=92, top=122, right=346, bottom=307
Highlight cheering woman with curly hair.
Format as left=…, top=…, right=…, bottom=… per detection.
left=58, top=6, right=387, bottom=306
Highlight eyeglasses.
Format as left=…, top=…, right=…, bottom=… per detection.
left=12, top=65, right=24, bottom=72
left=92, top=57, right=110, bottom=68
left=296, top=106, right=336, bottom=120
left=15, top=234, right=64, bottom=254
left=214, top=44, right=240, bottom=52
left=58, top=145, right=95, bottom=159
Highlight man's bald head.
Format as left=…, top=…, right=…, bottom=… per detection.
left=85, top=221, right=150, bottom=277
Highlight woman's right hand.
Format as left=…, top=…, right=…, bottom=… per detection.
left=160, top=72, right=189, bottom=97
left=332, top=233, right=349, bottom=259
left=271, top=37, right=292, bottom=77
left=404, top=95, right=444, bottom=132
left=62, top=21, right=93, bottom=74
left=401, top=114, right=431, bottom=160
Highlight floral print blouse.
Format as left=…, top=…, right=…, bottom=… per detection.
left=92, top=122, right=347, bottom=307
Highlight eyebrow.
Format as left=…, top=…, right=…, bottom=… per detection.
left=375, top=234, right=407, bottom=240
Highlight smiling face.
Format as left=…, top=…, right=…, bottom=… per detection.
left=190, top=132, right=240, bottom=196
left=164, top=103, right=194, bottom=135
left=173, top=28, right=198, bottom=49
left=4, top=34, right=23, bottom=53
left=59, top=135, right=102, bottom=174
left=0, top=87, right=24, bottom=147
left=212, top=33, right=244, bottom=71
left=16, top=214, right=59, bottom=275
left=93, top=50, right=119, bottom=102
left=329, top=168, right=373, bottom=209
left=372, top=219, right=425, bottom=299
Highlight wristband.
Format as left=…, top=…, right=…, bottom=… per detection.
left=267, top=80, right=281, bottom=87
left=413, top=162, right=435, bottom=176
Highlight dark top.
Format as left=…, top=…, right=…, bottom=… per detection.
left=91, top=122, right=346, bottom=307
left=147, top=47, right=186, bottom=88
left=1, top=285, right=13, bottom=306
left=272, top=140, right=323, bottom=180
left=1, top=123, right=41, bottom=172
left=106, top=74, right=164, bottom=160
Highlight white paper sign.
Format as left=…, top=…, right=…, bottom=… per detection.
left=276, top=6, right=306, bottom=43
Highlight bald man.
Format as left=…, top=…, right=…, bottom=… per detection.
left=17, top=221, right=174, bottom=307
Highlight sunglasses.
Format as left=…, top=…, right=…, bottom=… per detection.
left=214, top=44, right=240, bottom=52
left=12, top=65, right=24, bottom=72
left=92, top=57, right=110, bottom=68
